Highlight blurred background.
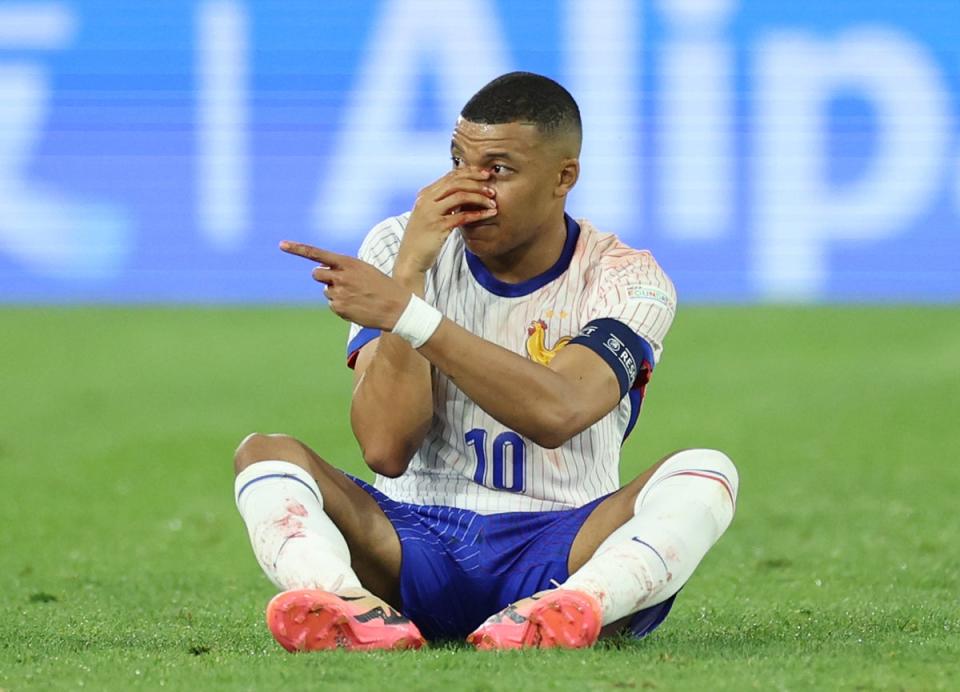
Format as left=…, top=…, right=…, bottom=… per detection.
left=1, top=4, right=958, bottom=686
left=0, top=0, right=958, bottom=304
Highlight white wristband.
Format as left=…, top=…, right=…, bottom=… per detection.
left=392, top=294, right=443, bottom=348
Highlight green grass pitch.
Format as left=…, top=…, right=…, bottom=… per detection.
left=1, top=306, right=958, bottom=691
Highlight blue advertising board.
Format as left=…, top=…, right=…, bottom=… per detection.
left=0, top=0, right=958, bottom=302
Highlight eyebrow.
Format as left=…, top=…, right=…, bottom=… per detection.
left=450, top=143, right=516, bottom=161
left=481, top=150, right=514, bottom=161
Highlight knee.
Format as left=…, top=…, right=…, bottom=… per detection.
left=233, top=432, right=309, bottom=476
left=664, top=448, right=739, bottom=497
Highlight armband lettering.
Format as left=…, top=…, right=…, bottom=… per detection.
left=569, top=318, right=655, bottom=398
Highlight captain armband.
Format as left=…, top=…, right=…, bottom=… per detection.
left=568, top=318, right=655, bottom=398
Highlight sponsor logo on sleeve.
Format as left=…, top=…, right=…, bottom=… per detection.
left=626, top=285, right=674, bottom=309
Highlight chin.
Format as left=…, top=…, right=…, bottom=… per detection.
left=459, top=221, right=500, bottom=251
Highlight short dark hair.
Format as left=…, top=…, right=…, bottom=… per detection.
left=460, top=72, right=582, bottom=140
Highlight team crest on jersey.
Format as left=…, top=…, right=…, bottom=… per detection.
left=526, top=319, right=572, bottom=365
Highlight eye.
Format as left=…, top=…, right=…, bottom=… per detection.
left=451, top=156, right=462, bottom=168
left=491, top=164, right=509, bottom=175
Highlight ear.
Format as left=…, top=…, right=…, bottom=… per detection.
left=555, top=158, right=580, bottom=197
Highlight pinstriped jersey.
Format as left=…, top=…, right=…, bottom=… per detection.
left=346, top=212, right=676, bottom=513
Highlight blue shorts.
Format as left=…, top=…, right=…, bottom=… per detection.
left=349, top=476, right=677, bottom=641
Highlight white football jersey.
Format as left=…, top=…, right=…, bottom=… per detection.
left=346, top=212, right=676, bottom=513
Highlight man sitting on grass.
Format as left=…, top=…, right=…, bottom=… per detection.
left=233, top=71, right=739, bottom=651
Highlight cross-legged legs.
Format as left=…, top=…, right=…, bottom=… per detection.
left=469, top=449, right=739, bottom=649
left=233, top=433, right=424, bottom=651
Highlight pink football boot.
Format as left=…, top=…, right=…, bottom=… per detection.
left=467, top=589, right=602, bottom=650
left=266, top=589, right=426, bottom=652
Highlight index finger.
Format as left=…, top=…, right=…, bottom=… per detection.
left=279, top=241, right=348, bottom=267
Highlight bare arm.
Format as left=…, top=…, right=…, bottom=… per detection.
left=281, top=241, right=623, bottom=453
left=354, top=302, right=622, bottom=450
left=312, top=168, right=499, bottom=476
left=347, top=269, right=432, bottom=477
left=418, top=318, right=621, bottom=449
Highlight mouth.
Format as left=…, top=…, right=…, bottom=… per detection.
left=461, top=217, right=497, bottom=228
left=456, top=204, right=498, bottom=231
left=459, top=220, right=498, bottom=238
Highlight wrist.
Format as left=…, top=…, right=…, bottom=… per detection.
left=391, top=294, right=443, bottom=348
left=393, top=261, right=428, bottom=294
left=394, top=245, right=434, bottom=276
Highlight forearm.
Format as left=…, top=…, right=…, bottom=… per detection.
left=417, top=318, right=592, bottom=448
left=349, top=270, right=433, bottom=474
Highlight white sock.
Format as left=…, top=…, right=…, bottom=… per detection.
left=562, top=449, right=739, bottom=625
left=234, top=460, right=362, bottom=592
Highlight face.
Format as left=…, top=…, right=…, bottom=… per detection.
left=450, top=118, right=578, bottom=262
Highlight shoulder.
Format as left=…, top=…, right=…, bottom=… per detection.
left=357, top=212, right=412, bottom=269
left=577, top=219, right=677, bottom=312
left=358, top=212, right=412, bottom=256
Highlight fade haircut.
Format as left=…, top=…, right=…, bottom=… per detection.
left=460, top=72, right=582, bottom=147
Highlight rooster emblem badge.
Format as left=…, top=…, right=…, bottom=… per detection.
left=525, top=320, right=572, bottom=366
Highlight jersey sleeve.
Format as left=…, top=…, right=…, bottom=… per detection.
left=570, top=248, right=677, bottom=395
left=345, top=214, right=408, bottom=368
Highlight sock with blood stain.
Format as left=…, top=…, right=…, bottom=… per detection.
left=234, top=460, right=362, bottom=592
left=561, top=449, right=738, bottom=625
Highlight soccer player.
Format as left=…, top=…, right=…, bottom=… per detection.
left=233, top=72, right=738, bottom=651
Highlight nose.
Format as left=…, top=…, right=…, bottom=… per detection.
left=463, top=164, right=493, bottom=179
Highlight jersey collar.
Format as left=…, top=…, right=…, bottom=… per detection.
left=464, top=213, right=581, bottom=298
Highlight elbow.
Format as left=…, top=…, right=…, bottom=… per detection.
left=360, top=441, right=414, bottom=478
left=527, top=406, right=582, bottom=450
left=362, top=452, right=410, bottom=478
left=532, top=434, right=566, bottom=450
left=352, top=415, right=423, bottom=478
left=354, top=420, right=429, bottom=476
left=365, top=457, right=409, bottom=478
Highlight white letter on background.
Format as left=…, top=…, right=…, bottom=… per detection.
left=657, top=0, right=736, bottom=240
left=0, top=5, right=130, bottom=278
left=196, top=0, right=250, bottom=251
left=563, top=0, right=638, bottom=235
left=312, top=0, right=509, bottom=242
left=754, top=28, right=949, bottom=299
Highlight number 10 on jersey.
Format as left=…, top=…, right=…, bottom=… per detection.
left=465, top=428, right=526, bottom=492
